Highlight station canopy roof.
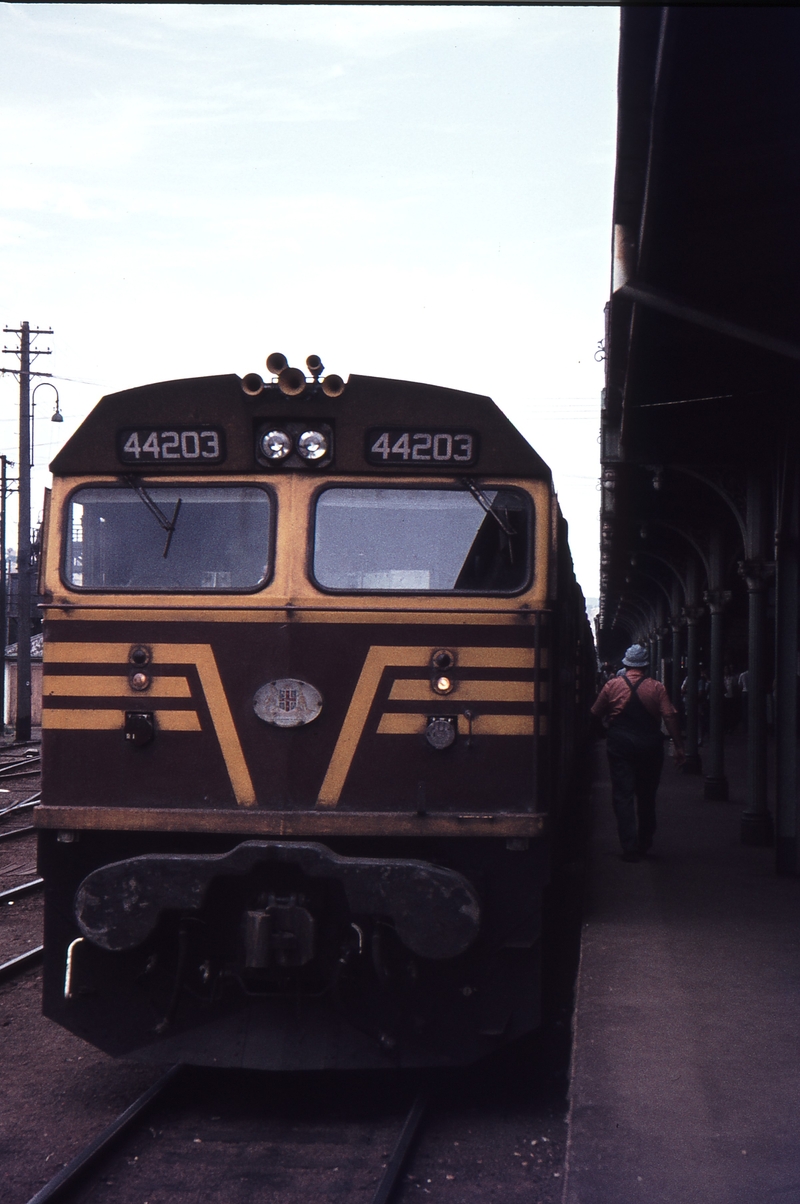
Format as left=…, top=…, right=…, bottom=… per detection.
left=598, top=7, right=800, bottom=652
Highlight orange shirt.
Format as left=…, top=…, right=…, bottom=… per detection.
left=591, top=673, right=678, bottom=724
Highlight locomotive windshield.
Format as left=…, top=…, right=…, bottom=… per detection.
left=313, top=486, right=531, bottom=592
left=64, top=485, right=271, bottom=591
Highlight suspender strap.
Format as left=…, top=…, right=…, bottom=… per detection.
left=609, top=673, right=662, bottom=736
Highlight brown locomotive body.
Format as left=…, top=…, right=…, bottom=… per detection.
left=35, top=366, right=593, bottom=1068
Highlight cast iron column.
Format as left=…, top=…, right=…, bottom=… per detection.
left=704, top=528, right=730, bottom=800
left=775, top=460, right=798, bottom=873
left=683, top=608, right=703, bottom=773
left=741, top=470, right=774, bottom=845
left=668, top=581, right=683, bottom=707
left=670, top=616, right=683, bottom=710
left=683, top=560, right=703, bottom=774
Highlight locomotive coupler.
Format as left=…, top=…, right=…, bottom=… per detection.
left=73, top=841, right=481, bottom=961
left=244, top=894, right=316, bottom=969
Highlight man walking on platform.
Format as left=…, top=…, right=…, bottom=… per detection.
left=592, top=644, right=686, bottom=860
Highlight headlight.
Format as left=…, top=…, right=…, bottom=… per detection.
left=260, top=430, right=292, bottom=461
left=296, top=430, right=328, bottom=461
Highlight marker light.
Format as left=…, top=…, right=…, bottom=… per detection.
left=261, top=430, right=292, bottom=461
left=296, top=430, right=328, bottom=461
left=433, top=676, right=452, bottom=694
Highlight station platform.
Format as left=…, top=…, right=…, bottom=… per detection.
left=562, top=737, right=800, bottom=1204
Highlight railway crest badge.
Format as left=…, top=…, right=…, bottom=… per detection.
left=253, top=678, right=323, bottom=728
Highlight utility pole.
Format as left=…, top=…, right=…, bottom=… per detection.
left=0, top=456, right=9, bottom=733
left=2, top=321, right=52, bottom=743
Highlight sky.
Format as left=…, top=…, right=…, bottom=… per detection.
left=0, top=3, right=619, bottom=598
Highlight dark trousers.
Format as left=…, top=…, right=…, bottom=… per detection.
left=607, top=737, right=664, bottom=852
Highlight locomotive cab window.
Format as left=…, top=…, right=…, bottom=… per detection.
left=64, top=485, right=272, bottom=591
left=313, top=486, right=531, bottom=592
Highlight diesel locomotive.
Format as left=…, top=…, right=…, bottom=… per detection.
left=35, top=354, right=594, bottom=1069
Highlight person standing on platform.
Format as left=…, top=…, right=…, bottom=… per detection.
left=591, top=643, right=686, bottom=861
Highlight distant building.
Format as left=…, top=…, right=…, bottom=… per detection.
left=4, top=634, right=43, bottom=728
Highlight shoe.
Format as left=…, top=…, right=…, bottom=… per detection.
left=621, top=850, right=640, bottom=862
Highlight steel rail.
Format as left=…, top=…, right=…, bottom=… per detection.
left=0, top=878, right=43, bottom=902
left=0, top=792, right=42, bottom=818
left=0, top=944, right=43, bottom=983
left=25, top=1064, right=183, bottom=1204
left=0, top=754, right=41, bottom=775
left=371, top=1093, right=429, bottom=1204
left=0, top=824, right=35, bottom=842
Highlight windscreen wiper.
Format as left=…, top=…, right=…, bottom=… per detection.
left=459, top=478, right=515, bottom=536
left=123, top=477, right=182, bottom=558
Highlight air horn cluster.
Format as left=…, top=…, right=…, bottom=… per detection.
left=242, top=353, right=345, bottom=399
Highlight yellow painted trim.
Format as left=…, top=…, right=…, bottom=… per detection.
left=468, top=715, right=535, bottom=737
left=457, top=647, right=536, bottom=668
left=42, top=708, right=201, bottom=732
left=42, top=606, right=537, bottom=626
left=316, top=646, right=430, bottom=807
left=159, top=711, right=202, bottom=732
left=376, top=713, right=536, bottom=737
left=45, top=642, right=255, bottom=808
left=388, top=679, right=534, bottom=702
left=34, top=804, right=548, bottom=839
left=43, top=675, right=191, bottom=698
left=45, top=643, right=143, bottom=663
left=175, top=645, right=256, bottom=807
left=43, top=710, right=124, bottom=730
left=44, top=473, right=552, bottom=612
left=316, top=645, right=536, bottom=808
left=376, top=714, right=428, bottom=735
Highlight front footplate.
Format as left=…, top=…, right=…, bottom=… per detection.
left=74, top=841, right=481, bottom=959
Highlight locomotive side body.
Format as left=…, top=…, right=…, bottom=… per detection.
left=36, top=370, right=592, bottom=1069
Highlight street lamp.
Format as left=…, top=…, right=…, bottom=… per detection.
left=32, top=380, right=62, bottom=428
left=31, top=382, right=63, bottom=470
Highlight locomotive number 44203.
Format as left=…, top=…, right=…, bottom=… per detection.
left=118, top=428, right=226, bottom=464
left=365, top=429, right=478, bottom=466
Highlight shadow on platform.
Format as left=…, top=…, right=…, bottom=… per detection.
left=563, top=736, right=800, bottom=1204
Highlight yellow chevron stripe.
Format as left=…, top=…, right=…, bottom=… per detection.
left=45, top=643, right=255, bottom=807
left=43, top=675, right=191, bottom=698
left=316, top=646, right=429, bottom=807
left=42, top=709, right=201, bottom=732
left=316, top=645, right=536, bottom=808
left=457, top=648, right=537, bottom=668
left=388, top=679, right=534, bottom=702
left=377, top=713, right=536, bottom=737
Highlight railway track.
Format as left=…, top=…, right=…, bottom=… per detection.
left=1, top=743, right=573, bottom=1204
left=0, top=759, right=43, bottom=991
left=0, top=876, right=43, bottom=986
left=0, top=790, right=42, bottom=819
left=25, top=1066, right=183, bottom=1204
left=22, top=1074, right=429, bottom=1204
left=0, top=823, right=35, bottom=843
left=0, top=879, right=43, bottom=903
left=14, top=1043, right=569, bottom=1204
left=0, top=943, right=43, bottom=984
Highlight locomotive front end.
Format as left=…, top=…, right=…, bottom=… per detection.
left=36, top=363, right=564, bottom=1069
